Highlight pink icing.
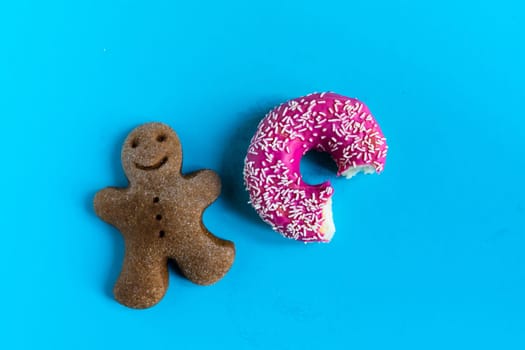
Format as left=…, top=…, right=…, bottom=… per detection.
left=243, top=92, right=388, bottom=242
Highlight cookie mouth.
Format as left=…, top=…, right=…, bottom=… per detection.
left=135, top=156, right=168, bottom=171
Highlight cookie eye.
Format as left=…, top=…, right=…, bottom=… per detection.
left=131, top=139, right=139, bottom=148
left=157, top=134, right=166, bottom=142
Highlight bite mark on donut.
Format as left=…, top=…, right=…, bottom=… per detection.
left=319, top=198, right=335, bottom=241
left=341, top=165, right=376, bottom=179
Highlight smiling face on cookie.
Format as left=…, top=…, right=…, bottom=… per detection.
left=122, top=123, right=182, bottom=181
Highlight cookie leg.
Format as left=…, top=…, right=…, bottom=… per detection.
left=114, top=243, right=169, bottom=309
left=172, top=230, right=235, bottom=286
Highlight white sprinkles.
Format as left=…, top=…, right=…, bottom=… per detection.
left=243, top=92, right=388, bottom=242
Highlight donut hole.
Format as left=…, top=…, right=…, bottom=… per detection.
left=299, top=150, right=338, bottom=185
left=299, top=151, right=337, bottom=241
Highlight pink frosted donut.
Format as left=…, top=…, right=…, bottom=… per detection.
left=243, top=92, right=388, bottom=242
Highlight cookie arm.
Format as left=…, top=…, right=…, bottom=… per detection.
left=93, top=187, right=127, bottom=227
left=184, top=169, right=221, bottom=207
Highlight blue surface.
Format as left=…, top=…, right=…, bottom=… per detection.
left=1, top=0, right=524, bottom=349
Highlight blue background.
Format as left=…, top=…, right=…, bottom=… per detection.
left=1, top=0, right=524, bottom=349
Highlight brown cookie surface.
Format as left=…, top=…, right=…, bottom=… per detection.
left=94, top=122, right=235, bottom=309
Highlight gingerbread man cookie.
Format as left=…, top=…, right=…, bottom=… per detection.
left=94, top=122, right=235, bottom=309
